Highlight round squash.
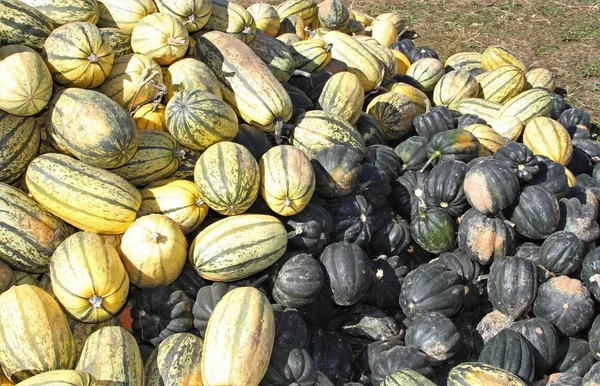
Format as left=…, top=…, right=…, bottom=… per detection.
left=133, top=102, right=167, bottom=131
left=0, top=45, right=53, bottom=116
left=318, top=0, right=349, bottom=31
left=154, top=0, right=212, bottom=32
left=405, top=58, right=445, bottom=92
left=387, top=82, right=430, bottom=114
left=204, top=0, right=257, bottom=44
left=523, top=117, right=573, bottom=165
left=163, top=58, right=222, bottom=102
left=247, top=3, right=280, bottom=37
left=463, top=158, right=519, bottom=215
left=98, top=0, right=157, bottom=34
left=131, top=13, right=189, bottom=66
left=119, top=214, right=187, bottom=288
left=0, top=112, right=40, bottom=184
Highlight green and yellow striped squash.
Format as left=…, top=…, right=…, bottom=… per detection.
left=111, top=130, right=183, bottom=187
left=193, top=141, right=260, bottom=216
left=351, top=9, right=372, bottom=27
left=19, top=0, right=99, bottom=26
left=387, top=82, right=430, bottom=114
left=373, top=11, right=404, bottom=30
left=448, top=362, right=527, bottom=386
left=289, top=39, right=332, bottom=73
left=381, top=369, right=436, bottom=386
left=44, top=22, right=114, bottom=89
left=322, top=31, right=383, bottom=92
left=463, top=124, right=507, bottom=156
left=99, top=53, right=164, bottom=111
left=25, top=153, right=142, bottom=234
left=276, top=0, right=318, bottom=26
left=481, top=46, right=527, bottom=73
left=0, top=112, right=40, bottom=184
left=97, top=0, right=156, bottom=34
left=489, top=116, right=524, bottom=141
left=352, top=35, right=378, bottom=46
left=433, top=70, right=479, bottom=109
left=190, top=214, right=287, bottom=281
left=0, top=182, right=73, bottom=272
left=204, top=0, right=256, bottom=44
left=16, top=370, right=99, bottom=386
left=366, top=93, right=417, bottom=140
left=248, top=30, right=295, bottom=82
left=357, top=39, right=397, bottom=82
left=276, top=32, right=302, bottom=44
left=131, top=13, right=189, bottom=66
left=154, top=0, right=212, bottom=32
left=525, top=68, right=556, bottom=91
left=444, top=51, right=483, bottom=73
left=99, top=28, right=133, bottom=59
left=138, top=179, right=208, bottom=235
left=371, top=19, right=397, bottom=47
left=247, top=3, right=280, bottom=37
left=347, top=19, right=366, bottom=36
left=405, top=58, right=445, bottom=92
left=133, top=102, right=167, bottom=131
left=259, top=145, right=315, bottom=216
left=278, top=14, right=307, bottom=39
left=523, top=117, right=573, bottom=165
left=76, top=326, right=144, bottom=386
left=289, top=110, right=366, bottom=160
left=317, top=0, right=349, bottom=31
left=478, top=65, right=526, bottom=103
left=164, top=58, right=222, bottom=102
left=0, top=285, right=76, bottom=383
left=0, top=45, right=53, bottom=117
left=455, top=98, right=502, bottom=122
left=0, top=0, right=54, bottom=53
left=45, top=88, right=138, bottom=169
left=144, top=333, right=203, bottom=386
left=195, top=31, right=293, bottom=133
left=50, top=232, right=129, bottom=323
left=165, top=89, right=238, bottom=151
left=69, top=317, right=120, bottom=360
left=318, top=71, right=364, bottom=125
left=498, top=88, right=552, bottom=125
left=202, top=287, right=274, bottom=386
left=171, top=147, right=201, bottom=181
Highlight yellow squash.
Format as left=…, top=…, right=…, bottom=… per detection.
left=523, top=117, right=573, bottom=165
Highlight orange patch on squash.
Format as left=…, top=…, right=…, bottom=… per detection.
left=464, top=172, right=494, bottom=213
left=118, top=304, right=134, bottom=333
left=551, top=275, right=582, bottom=295
left=469, top=225, right=495, bottom=265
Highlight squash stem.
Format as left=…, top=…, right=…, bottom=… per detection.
left=290, top=69, right=311, bottom=78
left=419, top=151, right=440, bottom=173
left=89, top=295, right=104, bottom=309
left=324, top=43, right=333, bottom=53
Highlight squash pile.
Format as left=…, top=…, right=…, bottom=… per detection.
left=2, top=0, right=600, bottom=384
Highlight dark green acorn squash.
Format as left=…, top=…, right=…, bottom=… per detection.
left=333, top=304, right=401, bottom=341
left=368, top=341, right=434, bottom=385
left=410, top=206, right=457, bottom=254
left=478, top=329, right=536, bottom=383
left=558, top=197, right=600, bottom=243
left=413, top=105, right=455, bottom=140
left=456, top=114, right=487, bottom=129
left=493, top=142, right=540, bottom=182
left=581, top=247, right=600, bottom=303
left=464, top=158, right=520, bottom=215
left=487, top=256, right=538, bottom=320
left=405, top=312, right=460, bottom=362
left=283, top=82, right=314, bottom=114
left=272, top=305, right=310, bottom=350
left=367, top=208, right=411, bottom=257
left=423, top=159, right=469, bottom=218
left=528, top=155, right=569, bottom=199
left=389, top=170, right=428, bottom=220
left=553, top=337, right=596, bottom=377
left=261, top=346, right=317, bottom=386
left=394, top=136, right=429, bottom=173
left=583, top=362, right=600, bottom=385
left=420, top=129, right=480, bottom=171
left=233, top=123, right=273, bottom=161
left=504, top=185, right=560, bottom=240
left=510, top=317, right=559, bottom=377
left=192, top=282, right=237, bottom=337
left=323, top=194, right=375, bottom=248
left=458, top=208, right=516, bottom=265
left=539, top=231, right=585, bottom=276
left=309, top=328, right=353, bottom=385
left=364, top=144, right=402, bottom=181
left=362, top=255, right=408, bottom=310
left=548, top=93, right=570, bottom=120
left=271, top=252, right=324, bottom=308
left=567, top=147, right=593, bottom=175
left=431, top=250, right=482, bottom=284
left=312, top=145, right=361, bottom=198
left=574, top=138, right=600, bottom=162
left=356, top=163, right=391, bottom=208
left=454, top=311, right=485, bottom=361
left=356, top=112, right=384, bottom=147
left=299, top=293, right=342, bottom=330
left=282, top=203, right=332, bottom=256
left=559, top=108, right=591, bottom=134
left=397, top=242, right=435, bottom=271
left=515, top=242, right=542, bottom=264
left=290, top=71, right=332, bottom=103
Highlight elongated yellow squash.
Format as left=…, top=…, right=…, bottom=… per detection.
left=15, top=370, right=98, bottom=386
left=144, top=333, right=203, bottom=386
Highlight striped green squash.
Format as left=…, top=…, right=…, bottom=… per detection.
left=289, top=110, right=366, bottom=160
left=45, top=88, right=138, bottom=169
left=526, top=68, right=556, bottom=91
left=317, top=0, right=349, bottom=31
left=130, top=13, right=189, bottom=67
left=406, top=58, right=445, bottom=92
left=19, top=0, right=99, bottom=26
left=171, top=147, right=201, bottom=181
left=448, top=362, right=527, bottom=386
left=0, top=182, right=73, bottom=272
left=204, top=0, right=256, bottom=44
left=381, top=369, right=436, bottom=386
left=289, top=39, right=332, bottom=73
left=248, top=30, right=295, bottom=82
left=164, top=58, right=222, bottom=102
left=479, top=65, right=526, bottom=103
left=318, top=71, right=364, bottom=125
left=97, top=0, right=156, bottom=34
left=110, top=130, right=183, bottom=187
left=144, top=333, right=203, bottom=386
left=195, top=31, right=293, bottom=133
left=247, top=3, right=280, bottom=37
left=444, top=51, right=483, bottom=73
left=357, top=38, right=397, bottom=82
left=276, top=0, right=318, bottom=25
left=0, top=0, right=54, bottom=53
left=25, top=153, right=142, bottom=234
left=16, top=370, right=98, bottom=386
left=165, top=89, right=238, bottom=151
left=193, top=141, right=260, bottom=216
left=482, top=46, right=527, bottom=73
left=433, top=70, right=479, bottom=109
left=154, top=0, right=212, bottom=32
left=498, top=88, right=552, bottom=125
left=0, top=111, right=40, bottom=184
left=190, top=214, right=287, bottom=281
left=100, top=28, right=133, bottom=59
left=76, top=326, right=144, bottom=386
left=0, top=285, right=76, bottom=383
left=69, top=317, right=120, bottom=360
left=366, top=92, right=417, bottom=140
left=456, top=98, right=502, bottom=122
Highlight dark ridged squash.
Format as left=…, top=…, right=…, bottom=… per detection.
left=510, top=318, right=560, bottom=376
left=581, top=247, right=600, bottom=302
left=421, top=129, right=480, bottom=170
left=233, top=123, right=272, bottom=161
left=493, top=141, right=540, bottom=182
left=261, top=347, right=317, bottom=386
left=281, top=204, right=332, bottom=256
left=458, top=208, right=516, bottom=265
left=191, top=282, right=236, bottom=337
left=323, top=194, right=375, bottom=248
left=464, top=158, right=519, bottom=215
left=423, top=159, right=469, bottom=218
left=395, top=136, right=429, bottom=173
left=405, top=312, right=460, bottom=362
left=271, top=253, right=324, bottom=308
left=539, top=231, right=585, bottom=276
left=504, top=185, right=560, bottom=240
left=410, top=207, right=457, bottom=254
left=553, top=337, right=596, bottom=377
left=488, top=256, right=538, bottom=320
left=478, top=329, right=536, bottom=383
left=366, top=92, right=417, bottom=140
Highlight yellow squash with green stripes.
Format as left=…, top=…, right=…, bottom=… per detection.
left=144, top=333, right=203, bottom=386
left=0, top=0, right=55, bottom=53
left=318, top=71, right=364, bottom=125
left=464, top=124, right=507, bottom=156
left=247, top=3, right=280, bottom=37
left=19, top=0, right=99, bottom=26
left=25, top=153, right=142, bottom=234
left=406, top=58, right=445, bottom=92
left=444, top=52, right=483, bottom=73
left=356, top=38, right=397, bottom=83
left=489, top=116, right=524, bottom=141
left=204, top=0, right=256, bottom=43
left=481, top=46, right=527, bottom=72
left=163, top=57, right=223, bottom=102
left=0, top=111, right=40, bottom=184
left=133, top=102, right=167, bottom=131
left=0, top=285, right=76, bottom=383
left=366, top=92, right=417, bottom=140
left=100, top=28, right=133, bottom=59
left=498, top=88, right=552, bottom=125
left=276, top=0, right=318, bottom=25
left=448, top=362, right=527, bottom=386
left=190, top=214, right=287, bottom=281
left=248, top=30, right=295, bottom=82
left=201, top=287, right=274, bottom=386
left=69, top=317, right=120, bottom=360
left=433, top=70, right=479, bottom=109
left=478, top=65, right=526, bottom=103
left=523, top=117, right=573, bottom=165
left=97, top=0, right=157, bottom=34
left=289, top=39, right=332, bottom=73
left=456, top=98, right=502, bottom=122
left=317, top=0, right=349, bottom=31
left=387, top=82, right=430, bottom=114
left=130, top=13, right=189, bottom=66
left=16, top=370, right=99, bottom=386
left=154, top=0, right=212, bottom=33
left=526, top=68, right=556, bottom=91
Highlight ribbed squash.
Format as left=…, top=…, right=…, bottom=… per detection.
left=164, top=58, right=222, bottom=102
left=406, top=58, right=445, bottom=92
left=526, top=68, right=556, bottom=91
left=0, top=0, right=55, bottom=53
left=50, top=232, right=129, bottom=323
left=455, top=98, right=502, bottom=122
left=144, top=333, right=203, bottom=386
left=523, top=117, right=573, bottom=165
left=0, top=112, right=40, bottom=184
left=489, top=116, right=524, bottom=141
left=154, top=0, right=212, bottom=32
left=391, top=49, right=411, bottom=75
left=195, top=31, right=293, bottom=132
left=482, top=46, right=527, bottom=72
left=76, top=327, right=143, bottom=386
left=289, top=110, right=366, bottom=160
left=0, top=285, right=76, bottom=383
left=44, top=22, right=114, bottom=89
left=69, top=317, right=120, bottom=360
left=16, top=370, right=98, bottom=386
left=248, top=30, right=295, bottom=82
left=0, top=182, right=73, bottom=273
left=278, top=14, right=307, bottom=39
left=366, top=93, right=417, bottom=140
left=100, top=28, right=133, bottom=58
left=317, top=0, right=349, bottom=31
left=110, top=130, right=183, bottom=187
left=247, top=3, right=280, bottom=37
left=444, top=51, right=483, bottom=72
left=97, top=0, right=157, bottom=34
left=371, top=19, right=397, bottom=47
left=204, top=0, right=256, bottom=43
left=193, top=141, right=260, bottom=215
left=318, top=71, right=364, bottom=125
left=19, top=0, right=99, bottom=26
left=351, top=9, right=372, bottom=27
left=131, top=13, right=189, bottom=66
left=433, top=70, right=479, bottom=109
left=138, top=179, right=208, bottom=234
left=464, top=124, right=507, bottom=156
left=289, top=39, right=332, bottom=73
left=119, top=214, right=187, bottom=288
left=347, top=19, right=366, bottom=35
left=99, top=53, right=164, bottom=111
left=45, top=88, right=138, bottom=169
left=0, top=45, right=53, bottom=116
left=133, top=103, right=167, bottom=131
left=322, top=31, right=383, bottom=92
left=447, top=362, right=527, bottom=386
left=201, top=287, right=274, bottom=386
left=190, top=214, right=287, bottom=281
left=358, top=39, right=398, bottom=82
left=498, top=88, right=552, bottom=125
left=25, top=153, right=142, bottom=234
left=479, top=65, right=526, bottom=103
left=387, top=82, right=430, bottom=114
left=276, top=0, right=318, bottom=26
left=259, top=145, right=315, bottom=216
